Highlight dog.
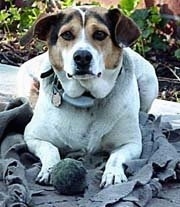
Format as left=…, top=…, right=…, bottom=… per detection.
left=17, top=6, right=158, bottom=188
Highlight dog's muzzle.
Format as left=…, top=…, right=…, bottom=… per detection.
left=52, top=75, right=96, bottom=108
left=73, top=50, right=93, bottom=75
left=40, top=69, right=96, bottom=108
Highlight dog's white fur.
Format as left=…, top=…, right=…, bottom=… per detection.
left=17, top=6, right=158, bottom=188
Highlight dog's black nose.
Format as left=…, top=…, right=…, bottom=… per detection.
left=73, top=50, right=92, bottom=73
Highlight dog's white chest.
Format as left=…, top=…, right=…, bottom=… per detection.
left=26, top=100, right=101, bottom=151
left=53, top=107, right=96, bottom=149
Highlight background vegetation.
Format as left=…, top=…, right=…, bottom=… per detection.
left=0, top=0, right=179, bottom=59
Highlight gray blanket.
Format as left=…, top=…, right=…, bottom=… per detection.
left=0, top=98, right=180, bottom=207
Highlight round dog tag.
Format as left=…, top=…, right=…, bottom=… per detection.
left=52, top=93, right=62, bottom=107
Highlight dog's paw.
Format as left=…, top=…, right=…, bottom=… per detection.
left=36, top=166, right=53, bottom=185
left=100, top=167, right=128, bottom=188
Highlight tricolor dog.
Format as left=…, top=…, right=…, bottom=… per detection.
left=17, top=6, right=158, bottom=188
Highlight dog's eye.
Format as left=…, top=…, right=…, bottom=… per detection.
left=60, top=31, right=74, bottom=41
left=93, top=31, right=108, bottom=41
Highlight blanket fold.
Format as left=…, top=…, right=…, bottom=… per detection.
left=0, top=97, right=33, bottom=142
left=1, top=98, right=180, bottom=207
left=0, top=98, right=34, bottom=206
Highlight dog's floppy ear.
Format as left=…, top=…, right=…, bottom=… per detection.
left=20, top=13, right=61, bottom=46
left=108, top=8, right=141, bottom=47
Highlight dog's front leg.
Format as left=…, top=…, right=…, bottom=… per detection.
left=100, top=142, right=142, bottom=188
left=26, top=139, right=60, bottom=184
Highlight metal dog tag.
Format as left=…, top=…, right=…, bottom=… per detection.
left=52, top=92, right=62, bottom=107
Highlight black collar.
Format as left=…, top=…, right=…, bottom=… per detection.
left=40, top=68, right=54, bottom=78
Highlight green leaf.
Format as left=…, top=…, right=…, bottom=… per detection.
left=62, top=0, right=74, bottom=8
left=143, top=45, right=151, bottom=53
left=0, top=10, right=9, bottom=22
left=151, top=34, right=167, bottom=51
left=175, top=49, right=180, bottom=59
left=131, top=9, right=149, bottom=29
left=142, top=27, right=154, bottom=38
left=149, top=6, right=161, bottom=24
left=18, top=7, right=40, bottom=31
left=119, top=0, right=140, bottom=15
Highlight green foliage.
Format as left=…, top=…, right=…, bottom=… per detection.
left=61, top=0, right=74, bottom=8
left=119, top=0, right=140, bottom=15
left=130, top=6, right=168, bottom=56
left=0, top=0, right=179, bottom=61
left=19, top=7, right=40, bottom=31
left=0, top=0, right=74, bottom=36
left=118, top=1, right=177, bottom=58
left=174, top=48, right=180, bottom=60
left=0, top=0, right=41, bottom=35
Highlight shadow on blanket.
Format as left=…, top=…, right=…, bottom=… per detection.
left=0, top=97, right=180, bottom=207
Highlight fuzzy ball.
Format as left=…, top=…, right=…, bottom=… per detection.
left=50, top=158, right=87, bottom=195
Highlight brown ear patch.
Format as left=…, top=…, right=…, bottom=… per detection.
left=108, top=8, right=141, bottom=47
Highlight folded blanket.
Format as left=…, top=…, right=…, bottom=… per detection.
left=0, top=98, right=180, bottom=207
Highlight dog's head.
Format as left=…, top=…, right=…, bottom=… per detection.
left=21, top=6, right=140, bottom=99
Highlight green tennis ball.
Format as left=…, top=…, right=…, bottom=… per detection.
left=50, top=158, right=87, bottom=195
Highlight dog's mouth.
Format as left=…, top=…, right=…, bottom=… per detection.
left=82, top=91, right=94, bottom=98
left=40, top=68, right=98, bottom=108
left=67, top=72, right=102, bottom=80
left=52, top=74, right=97, bottom=108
